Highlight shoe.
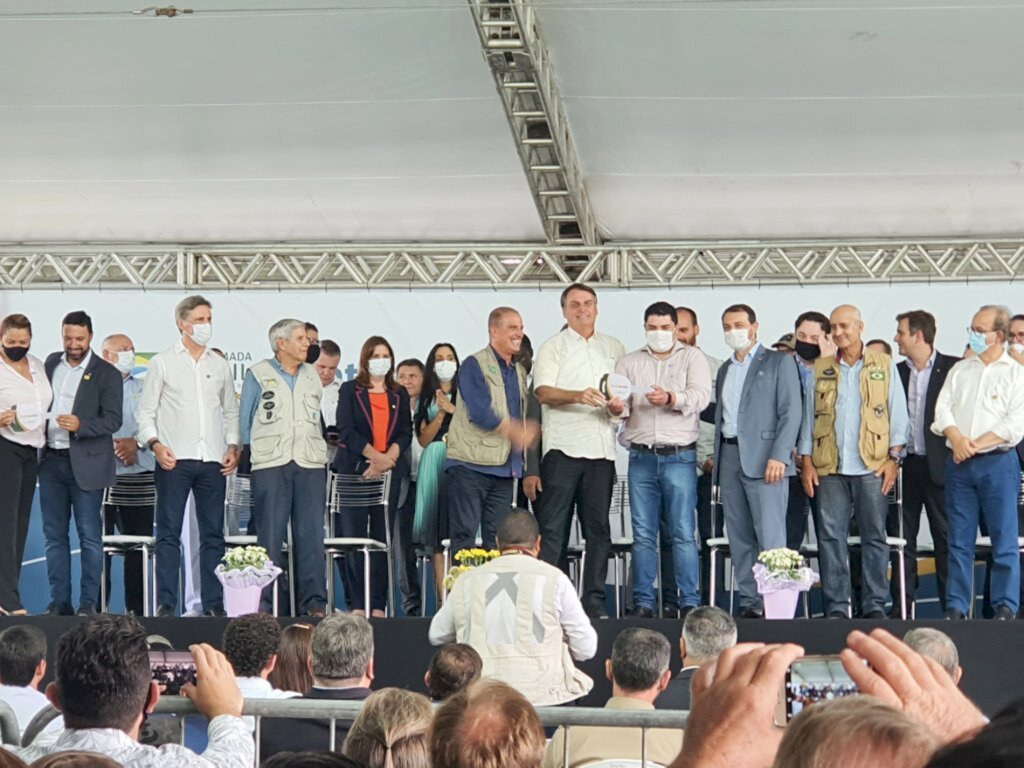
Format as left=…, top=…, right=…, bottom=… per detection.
left=155, top=604, right=176, bottom=618
left=661, top=606, right=680, bottom=619
left=863, top=610, right=886, bottom=619
left=202, top=607, right=227, bottom=617
left=629, top=606, right=655, bottom=619
left=304, top=606, right=327, bottom=618
left=993, top=605, right=1016, bottom=621
left=737, top=607, right=764, bottom=619
left=678, top=605, right=698, bottom=620
left=370, top=609, right=386, bottom=618
left=586, top=605, right=609, bottom=620
left=45, top=602, right=74, bottom=616
left=944, top=608, right=966, bottom=621
left=76, top=602, right=97, bottom=616
left=827, top=610, right=849, bottom=619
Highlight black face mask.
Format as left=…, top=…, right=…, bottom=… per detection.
left=3, top=345, right=28, bottom=362
left=795, top=340, right=821, bottom=361
left=306, top=344, right=320, bottom=364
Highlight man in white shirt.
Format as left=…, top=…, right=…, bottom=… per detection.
left=136, top=295, right=240, bottom=617
left=932, top=304, right=1024, bottom=620
left=221, top=612, right=298, bottom=732
left=534, top=283, right=626, bottom=619
left=6, top=615, right=252, bottom=768
left=429, top=508, right=597, bottom=706
left=0, top=626, right=63, bottom=736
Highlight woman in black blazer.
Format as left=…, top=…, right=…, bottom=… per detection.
left=333, top=335, right=411, bottom=616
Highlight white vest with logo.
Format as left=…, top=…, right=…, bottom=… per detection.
left=450, top=554, right=594, bottom=706
left=249, top=359, right=328, bottom=471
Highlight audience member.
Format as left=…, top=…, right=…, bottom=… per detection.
left=261, top=753, right=364, bottom=768
left=430, top=680, right=545, bottom=768
left=903, top=628, right=961, bottom=684
left=429, top=509, right=597, bottom=705
left=29, top=753, right=119, bottom=768
left=4, top=615, right=251, bottom=767
left=221, top=613, right=297, bottom=701
left=656, top=606, right=736, bottom=711
left=425, top=643, right=482, bottom=701
left=268, top=623, right=315, bottom=696
left=0, top=627, right=62, bottom=735
left=772, top=696, right=937, bottom=768
left=926, top=698, right=1024, bottom=767
left=544, top=628, right=682, bottom=768
left=0, top=750, right=25, bottom=768
left=343, top=688, right=432, bottom=768
left=261, top=613, right=375, bottom=759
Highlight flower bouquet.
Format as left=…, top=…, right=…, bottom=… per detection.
left=443, top=548, right=501, bottom=593
left=753, top=548, right=819, bottom=620
left=215, top=545, right=282, bottom=616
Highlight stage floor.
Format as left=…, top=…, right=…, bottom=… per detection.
left=4, top=616, right=1022, bottom=717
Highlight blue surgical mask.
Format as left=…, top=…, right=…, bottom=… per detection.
left=967, top=329, right=990, bottom=356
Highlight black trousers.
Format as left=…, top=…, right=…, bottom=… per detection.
left=888, top=454, right=949, bottom=612
left=536, top=450, right=615, bottom=610
left=390, top=477, right=421, bottom=616
left=0, top=437, right=37, bottom=612
left=104, top=474, right=155, bottom=616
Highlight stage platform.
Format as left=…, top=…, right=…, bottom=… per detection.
left=3, top=616, right=1022, bottom=717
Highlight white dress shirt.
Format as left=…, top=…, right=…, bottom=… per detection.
left=533, top=328, right=626, bottom=461
left=0, top=354, right=52, bottom=448
left=9, top=714, right=253, bottom=768
left=320, top=379, right=340, bottom=428
left=907, top=350, right=936, bottom=456
left=235, top=676, right=300, bottom=732
left=47, top=350, right=92, bottom=449
left=932, top=350, right=1024, bottom=450
left=0, top=685, right=63, bottom=735
left=136, top=341, right=240, bottom=462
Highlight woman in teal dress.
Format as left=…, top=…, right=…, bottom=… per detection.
left=413, top=342, right=460, bottom=605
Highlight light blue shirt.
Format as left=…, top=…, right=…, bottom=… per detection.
left=798, top=354, right=910, bottom=475
left=721, top=342, right=760, bottom=438
left=115, top=374, right=156, bottom=474
left=47, top=350, right=92, bottom=449
left=906, top=350, right=936, bottom=456
left=240, top=357, right=300, bottom=445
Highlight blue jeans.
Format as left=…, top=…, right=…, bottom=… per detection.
left=38, top=454, right=104, bottom=608
left=154, top=461, right=227, bottom=612
left=628, top=448, right=699, bottom=608
left=945, top=450, right=1021, bottom=614
left=817, top=473, right=890, bottom=614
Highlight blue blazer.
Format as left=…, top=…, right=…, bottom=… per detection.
left=712, top=346, right=802, bottom=485
left=332, top=380, right=412, bottom=476
left=43, top=351, right=123, bottom=491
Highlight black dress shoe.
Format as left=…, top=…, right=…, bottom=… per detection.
left=586, top=605, right=609, bottom=620
left=155, top=604, right=177, bottom=618
left=993, top=605, right=1016, bottom=621
left=45, top=602, right=74, bottom=616
left=678, top=605, right=698, bottom=620
left=863, top=610, right=886, bottom=619
left=202, top=607, right=227, bottom=617
left=661, top=606, right=680, bottom=619
left=944, top=608, right=966, bottom=621
left=304, top=606, right=328, bottom=618
left=827, top=610, right=849, bottom=619
left=737, top=607, right=764, bottom=619
left=629, top=606, right=655, bottom=619
left=76, top=602, right=97, bottom=616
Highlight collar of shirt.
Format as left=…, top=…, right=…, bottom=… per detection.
left=489, top=345, right=515, bottom=370
left=964, top=349, right=1015, bottom=368
left=730, top=341, right=761, bottom=366
left=604, top=697, right=655, bottom=711
left=174, top=338, right=212, bottom=360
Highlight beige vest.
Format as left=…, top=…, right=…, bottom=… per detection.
left=446, top=347, right=527, bottom=466
left=811, top=349, right=892, bottom=475
left=249, top=359, right=328, bottom=471
left=451, top=555, right=593, bottom=706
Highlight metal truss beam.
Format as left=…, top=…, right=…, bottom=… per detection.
left=467, top=0, right=599, bottom=246
left=2, top=239, right=1024, bottom=290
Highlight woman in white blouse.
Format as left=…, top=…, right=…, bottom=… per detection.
left=0, top=313, right=53, bottom=615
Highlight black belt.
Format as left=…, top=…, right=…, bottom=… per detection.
left=630, top=442, right=696, bottom=455
left=973, top=448, right=1013, bottom=458
left=721, top=436, right=739, bottom=445
left=46, top=447, right=71, bottom=457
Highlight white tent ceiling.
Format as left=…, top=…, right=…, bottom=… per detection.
left=2, top=0, right=1023, bottom=243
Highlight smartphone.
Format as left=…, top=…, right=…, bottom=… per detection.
left=781, top=656, right=859, bottom=722
left=149, top=650, right=197, bottom=696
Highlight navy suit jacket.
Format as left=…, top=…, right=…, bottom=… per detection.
left=332, top=380, right=412, bottom=477
left=712, top=346, right=802, bottom=485
left=260, top=685, right=372, bottom=759
left=897, top=351, right=959, bottom=486
left=43, top=351, right=123, bottom=491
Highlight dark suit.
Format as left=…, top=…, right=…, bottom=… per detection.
left=891, top=352, right=957, bottom=613
left=333, top=381, right=411, bottom=611
left=653, top=667, right=697, bottom=711
left=260, top=685, right=372, bottom=759
left=40, top=351, right=122, bottom=612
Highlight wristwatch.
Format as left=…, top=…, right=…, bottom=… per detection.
left=887, top=451, right=903, bottom=467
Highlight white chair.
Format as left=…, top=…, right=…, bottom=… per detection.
left=325, top=471, right=394, bottom=614
left=706, top=483, right=736, bottom=613
left=101, top=473, right=157, bottom=616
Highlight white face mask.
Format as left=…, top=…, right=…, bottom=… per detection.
left=1012, top=343, right=1024, bottom=355
left=368, top=357, right=391, bottom=378
left=435, top=359, right=458, bottom=382
left=189, top=323, right=213, bottom=347
left=115, top=350, right=135, bottom=374
left=646, top=330, right=675, bottom=353
left=724, top=328, right=751, bottom=351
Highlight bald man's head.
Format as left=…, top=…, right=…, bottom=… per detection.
left=102, top=334, right=133, bottom=355
left=830, top=305, right=864, bottom=351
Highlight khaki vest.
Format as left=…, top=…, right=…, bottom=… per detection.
left=451, top=554, right=594, bottom=706
left=811, top=349, right=892, bottom=475
left=249, top=359, right=328, bottom=471
left=446, top=348, right=527, bottom=467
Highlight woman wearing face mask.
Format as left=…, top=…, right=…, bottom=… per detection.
left=0, top=314, right=53, bottom=615
left=334, top=335, right=412, bottom=617
left=413, top=342, right=460, bottom=606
